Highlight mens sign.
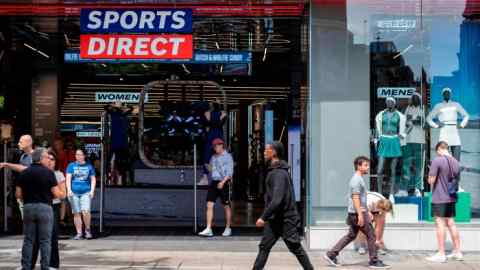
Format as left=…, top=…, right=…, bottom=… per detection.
left=80, top=34, right=193, bottom=59
left=95, top=92, right=149, bottom=103
left=377, top=87, right=416, bottom=98
left=80, top=9, right=192, bottom=33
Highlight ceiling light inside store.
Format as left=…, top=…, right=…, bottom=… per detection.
left=64, top=34, right=70, bottom=47
left=182, top=64, right=191, bottom=74
left=23, top=43, right=49, bottom=59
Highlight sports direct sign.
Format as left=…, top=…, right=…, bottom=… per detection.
left=80, top=34, right=193, bottom=59
left=80, top=9, right=193, bottom=33
left=80, top=8, right=193, bottom=60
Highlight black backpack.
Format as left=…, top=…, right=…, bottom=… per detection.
left=444, top=156, right=460, bottom=199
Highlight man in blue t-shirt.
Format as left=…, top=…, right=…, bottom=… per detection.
left=66, top=149, right=96, bottom=240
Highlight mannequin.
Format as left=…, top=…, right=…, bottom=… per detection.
left=402, top=93, right=425, bottom=197
left=427, top=87, right=469, bottom=161
left=166, top=109, right=183, bottom=136
left=183, top=102, right=204, bottom=137
left=375, top=97, right=406, bottom=199
left=199, top=101, right=227, bottom=185
left=105, top=102, right=133, bottom=186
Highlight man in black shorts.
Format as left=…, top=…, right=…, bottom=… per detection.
left=426, top=141, right=463, bottom=263
left=198, top=138, right=234, bottom=237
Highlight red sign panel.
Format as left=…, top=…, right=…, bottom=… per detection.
left=80, top=34, right=193, bottom=59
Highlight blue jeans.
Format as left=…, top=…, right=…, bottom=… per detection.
left=68, top=193, right=91, bottom=214
left=22, top=203, right=53, bottom=270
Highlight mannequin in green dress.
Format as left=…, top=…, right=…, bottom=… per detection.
left=375, top=98, right=406, bottom=200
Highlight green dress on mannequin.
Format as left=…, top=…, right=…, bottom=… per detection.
left=378, top=111, right=402, bottom=158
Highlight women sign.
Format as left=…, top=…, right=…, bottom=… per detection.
left=80, top=8, right=193, bottom=60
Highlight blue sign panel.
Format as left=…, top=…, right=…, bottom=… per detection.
left=60, top=124, right=100, bottom=132
left=64, top=50, right=252, bottom=64
left=80, top=8, right=193, bottom=33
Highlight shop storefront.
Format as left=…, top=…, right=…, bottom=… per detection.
left=0, top=0, right=479, bottom=251
left=308, top=0, right=480, bottom=251
left=0, top=1, right=309, bottom=234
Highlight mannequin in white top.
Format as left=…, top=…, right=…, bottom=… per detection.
left=401, top=93, right=425, bottom=197
left=427, top=87, right=469, bottom=161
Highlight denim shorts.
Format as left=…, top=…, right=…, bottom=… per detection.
left=68, top=193, right=91, bottom=214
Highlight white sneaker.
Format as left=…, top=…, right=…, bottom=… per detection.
left=198, top=227, right=213, bottom=237
left=389, top=194, right=395, bottom=204
left=85, top=230, right=93, bottom=239
left=197, top=175, right=209, bottom=186
left=447, top=251, right=464, bottom=261
left=222, top=227, right=232, bottom=237
left=358, top=247, right=366, bottom=255
left=414, top=188, right=422, bottom=197
left=426, top=252, right=447, bottom=263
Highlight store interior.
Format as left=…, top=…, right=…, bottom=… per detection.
left=0, top=6, right=309, bottom=231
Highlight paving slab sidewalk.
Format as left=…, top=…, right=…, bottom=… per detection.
left=0, top=236, right=479, bottom=269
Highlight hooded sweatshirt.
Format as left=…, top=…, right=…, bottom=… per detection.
left=260, top=160, right=298, bottom=221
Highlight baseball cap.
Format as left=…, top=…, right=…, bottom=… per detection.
left=212, top=138, right=225, bottom=146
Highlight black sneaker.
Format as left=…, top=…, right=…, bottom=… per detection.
left=369, top=260, right=391, bottom=269
left=323, top=254, right=341, bottom=267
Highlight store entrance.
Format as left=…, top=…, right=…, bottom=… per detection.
left=54, top=13, right=307, bottom=234
left=87, top=80, right=292, bottom=233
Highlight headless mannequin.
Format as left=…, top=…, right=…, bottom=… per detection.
left=427, top=88, right=469, bottom=162
left=375, top=98, right=405, bottom=198
left=105, top=102, right=133, bottom=186
left=402, top=93, right=425, bottom=196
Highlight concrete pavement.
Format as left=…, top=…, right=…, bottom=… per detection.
left=0, top=235, right=479, bottom=269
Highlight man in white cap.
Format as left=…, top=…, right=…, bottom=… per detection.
left=427, top=87, right=469, bottom=162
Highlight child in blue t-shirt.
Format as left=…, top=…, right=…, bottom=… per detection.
left=66, top=149, right=96, bottom=240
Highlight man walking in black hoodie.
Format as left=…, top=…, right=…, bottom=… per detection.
left=252, top=141, right=314, bottom=270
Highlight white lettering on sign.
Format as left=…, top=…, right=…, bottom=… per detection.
left=85, top=10, right=188, bottom=31
left=87, top=11, right=102, bottom=29
left=77, top=131, right=102, bottom=138
left=377, top=19, right=416, bottom=30
left=377, top=87, right=416, bottom=98
left=80, top=34, right=193, bottom=59
left=172, top=10, right=186, bottom=29
left=95, top=92, right=149, bottom=103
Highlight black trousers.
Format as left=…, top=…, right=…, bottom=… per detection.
left=31, top=203, right=60, bottom=269
left=252, top=218, right=314, bottom=270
